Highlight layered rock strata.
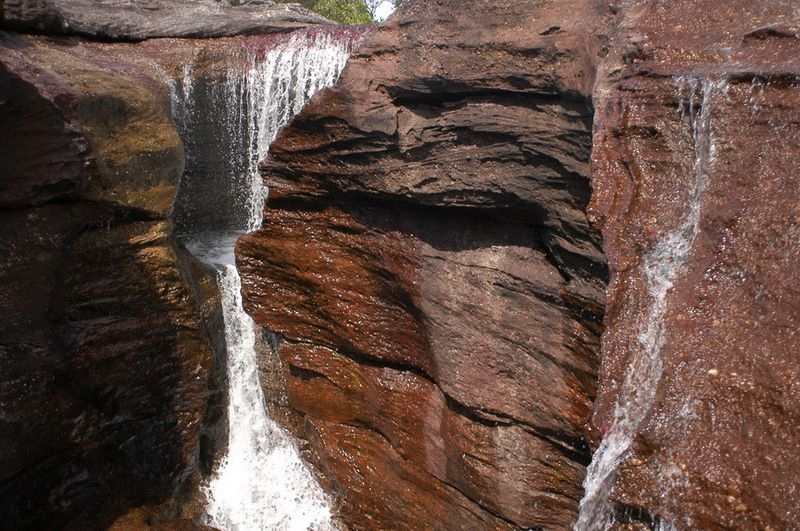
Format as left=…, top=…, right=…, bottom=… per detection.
left=237, top=0, right=610, bottom=528
left=1, top=0, right=329, bottom=41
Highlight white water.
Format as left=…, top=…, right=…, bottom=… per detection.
left=575, top=77, right=726, bottom=530
left=187, top=235, right=333, bottom=531
left=240, top=30, right=356, bottom=230
left=170, top=28, right=364, bottom=531
left=171, top=29, right=357, bottom=234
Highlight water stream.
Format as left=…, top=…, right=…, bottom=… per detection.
left=168, top=27, right=366, bottom=530
left=574, top=77, right=725, bottom=530
left=187, top=236, right=333, bottom=531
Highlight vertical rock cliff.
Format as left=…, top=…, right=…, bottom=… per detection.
left=0, top=3, right=331, bottom=526
left=0, top=33, right=224, bottom=529
left=4, top=0, right=798, bottom=529
left=582, top=1, right=800, bottom=529
left=237, top=1, right=611, bottom=528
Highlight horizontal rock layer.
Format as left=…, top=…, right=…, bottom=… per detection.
left=237, top=0, right=610, bottom=528
left=1, top=0, right=330, bottom=41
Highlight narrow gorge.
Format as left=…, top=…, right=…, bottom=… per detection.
left=1, top=0, right=798, bottom=530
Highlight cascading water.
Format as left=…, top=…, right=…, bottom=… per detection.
left=171, top=28, right=360, bottom=235
left=169, top=27, right=367, bottom=530
left=574, top=77, right=726, bottom=531
left=187, top=237, right=333, bottom=531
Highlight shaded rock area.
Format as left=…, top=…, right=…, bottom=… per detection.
left=0, top=0, right=330, bottom=41
left=0, top=32, right=230, bottom=529
left=237, top=0, right=611, bottom=528
left=587, top=1, right=800, bottom=529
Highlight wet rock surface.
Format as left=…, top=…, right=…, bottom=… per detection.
left=3, top=0, right=798, bottom=529
left=0, top=32, right=227, bottom=529
left=587, top=1, right=800, bottom=529
left=237, top=0, right=610, bottom=528
left=1, top=0, right=330, bottom=41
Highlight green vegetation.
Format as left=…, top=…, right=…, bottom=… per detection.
left=275, top=0, right=373, bottom=25
left=313, top=0, right=372, bottom=24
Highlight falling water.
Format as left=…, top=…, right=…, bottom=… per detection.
left=186, top=235, right=334, bottom=531
left=169, top=27, right=367, bottom=530
left=574, top=77, right=725, bottom=530
left=171, top=28, right=360, bottom=235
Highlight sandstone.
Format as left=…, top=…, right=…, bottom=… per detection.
left=0, top=32, right=184, bottom=216
left=587, top=0, right=800, bottom=528
left=3, top=0, right=798, bottom=529
left=237, top=0, right=611, bottom=527
left=0, top=32, right=226, bottom=528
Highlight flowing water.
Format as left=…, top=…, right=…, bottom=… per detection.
left=574, top=77, right=726, bottom=530
left=187, top=235, right=333, bottom=531
left=171, top=28, right=361, bottom=234
left=168, top=27, right=367, bottom=530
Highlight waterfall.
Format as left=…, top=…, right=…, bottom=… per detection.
left=186, top=236, right=334, bottom=531
left=169, top=26, right=368, bottom=530
left=171, top=28, right=360, bottom=235
left=574, top=77, right=726, bottom=530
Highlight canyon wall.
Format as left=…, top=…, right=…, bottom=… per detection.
left=1, top=0, right=330, bottom=40
left=240, top=0, right=800, bottom=529
left=2, top=0, right=798, bottom=529
left=237, top=1, right=611, bottom=528
left=0, top=4, right=329, bottom=526
left=585, top=1, right=800, bottom=528
left=0, top=32, right=222, bottom=529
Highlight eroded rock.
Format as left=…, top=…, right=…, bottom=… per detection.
left=586, top=1, right=800, bottom=528
left=237, top=0, right=611, bottom=527
left=0, top=32, right=226, bottom=528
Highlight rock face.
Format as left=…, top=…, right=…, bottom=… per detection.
left=4, top=0, right=797, bottom=529
left=0, top=32, right=230, bottom=529
left=1, top=15, right=350, bottom=525
left=237, top=0, right=610, bottom=528
left=585, top=1, right=800, bottom=529
left=1, top=0, right=329, bottom=41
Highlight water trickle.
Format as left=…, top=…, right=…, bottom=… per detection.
left=169, top=26, right=369, bottom=531
left=574, top=77, right=726, bottom=531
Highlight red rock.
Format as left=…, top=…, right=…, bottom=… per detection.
left=1, top=0, right=330, bottom=41
left=0, top=33, right=226, bottom=528
left=587, top=1, right=800, bottom=528
left=237, top=0, right=611, bottom=527
left=1, top=25, right=361, bottom=527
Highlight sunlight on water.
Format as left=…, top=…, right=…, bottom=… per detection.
left=170, top=29, right=360, bottom=234
left=574, top=77, right=726, bottom=530
left=241, top=30, right=356, bottom=230
left=206, top=254, right=333, bottom=531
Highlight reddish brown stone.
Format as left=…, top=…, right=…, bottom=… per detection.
left=588, top=1, right=800, bottom=528
left=0, top=32, right=229, bottom=528
left=1, top=0, right=329, bottom=41
left=237, top=0, right=611, bottom=527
